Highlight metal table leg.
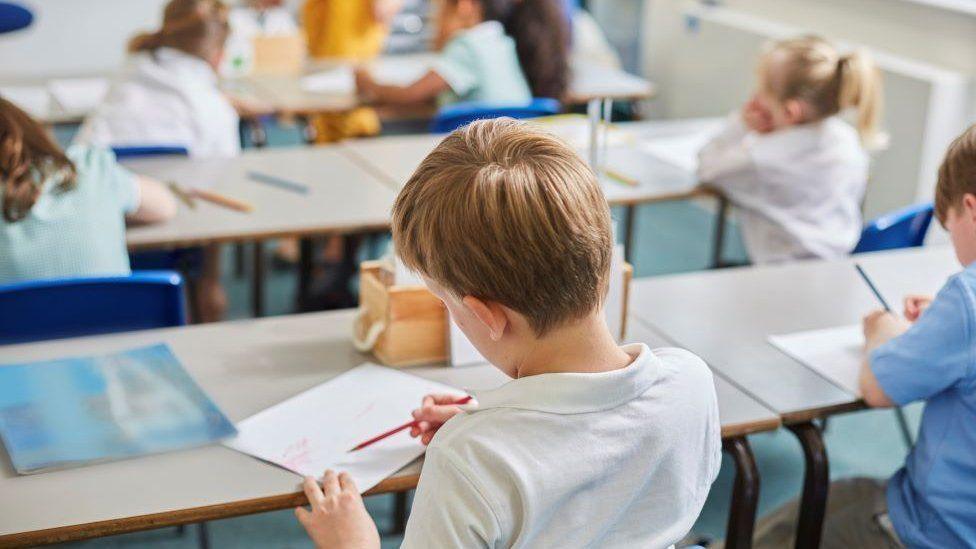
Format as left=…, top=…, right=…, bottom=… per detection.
left=297, top=237, right=314, bottom=310
left=251, top=241, right=266, bottom=318
left=393, top=491, right=410, bottom=534
left=623, top=204, right=637, bottom=263
left=711, top=194, right=730, bottom=269
left=724, top=436, right=760, bottom=549
left=788, top=422, right=829, bottom=549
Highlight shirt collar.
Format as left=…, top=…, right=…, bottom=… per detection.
left=150, top=47, right=218, bottom=85
left=467, top=344, right=660, bottom=415
left=465, top=20, right=505, bottom=39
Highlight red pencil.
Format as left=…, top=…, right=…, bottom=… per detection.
left=347, top=395, right=473, bottom=452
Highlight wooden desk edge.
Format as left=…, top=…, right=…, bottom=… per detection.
left=126, top=221, right=393, bottom=252
left=0, top=473, right=421, bottom=548
left=720, top=417, right=781, bottom=439
left=780, top=400, right=866, bottom=425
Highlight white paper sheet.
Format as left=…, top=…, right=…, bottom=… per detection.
left=48, top=78, right=109, bottom=114
left=0, top=86, right=51, bottom=118
left=637, top=127, right=721, bottom=173
left=301, top=68, right=356, bottom=94
left=768, top=324, right=864, bottom=396
left=225, top=364, right=465, bottom=493
left=368, top=57, right=430, bottom=87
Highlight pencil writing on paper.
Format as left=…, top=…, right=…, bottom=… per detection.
left=348, top=395, right=472, bottom=453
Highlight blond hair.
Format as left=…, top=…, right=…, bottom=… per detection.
left=935, top=124, right=976, bottom=225
left=760, top=35, right=884, bottom=147
left=129, top=0, right=229, bottom=62
left=391, top=118, right=613, bottom=336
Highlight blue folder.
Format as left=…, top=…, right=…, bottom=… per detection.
left=0, top=343, right=236, bottom=474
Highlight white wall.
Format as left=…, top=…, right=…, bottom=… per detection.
left=0, top=0, right=168, bottom=79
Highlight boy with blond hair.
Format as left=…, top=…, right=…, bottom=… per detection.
left=294, top=118, right=722, bottom=548
left=752, top=125, right=976, bottom=548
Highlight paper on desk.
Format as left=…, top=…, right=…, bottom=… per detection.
left=301, top=68, right=355, bottom=94
left=0, top=86, right=51, bottom=118
left=768, top=324, right=864, bottom=396
left=48, top=78, right=109, bottom=113
left=224, top=364, right=465, bottom=493
left=637, top=127, right=721, bottom=173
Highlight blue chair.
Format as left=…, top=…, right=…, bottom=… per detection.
left=430, top=97, right=562, bottom=133
left=853, top=202, right=934, bottom=254
left=0, top=271, right=186, bottom=345
left=111, top=145, right=189, bottom=160
left=0, top=2, right=32, bottom=34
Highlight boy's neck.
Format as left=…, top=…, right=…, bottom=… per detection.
left=513, top=314, right=635, bottom=378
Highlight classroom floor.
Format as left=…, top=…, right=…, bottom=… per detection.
left=52, top=125, right=921, bottom=548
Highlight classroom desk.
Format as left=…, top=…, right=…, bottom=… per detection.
left=230, top=54, right=655, bottom=120
left=339, top=117, right=727, bottom=264
left=0, top=310, right=777, bottom=548
left=629, top=245, right=959, bottom=548
left=122, top=145, right=398, bottom=317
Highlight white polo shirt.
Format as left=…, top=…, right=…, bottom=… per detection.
left=402, top=344, right=722, bottom=548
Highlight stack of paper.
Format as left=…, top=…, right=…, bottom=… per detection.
left=225, top=364, right=465, bottom=493
left=768, top=324, right=864, bottom=395
left=48, top=78, right=109, bottom=114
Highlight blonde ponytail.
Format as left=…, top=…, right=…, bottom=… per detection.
left=126, top=0, right=229, bottom=61
left=761, top=36, right=886, bottom=148
left=837, top=50, right=884, bottom=148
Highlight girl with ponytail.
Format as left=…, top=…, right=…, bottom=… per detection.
left=355, top=0, right=569, bottom=107
left=698, top=35, right=884, bottom=264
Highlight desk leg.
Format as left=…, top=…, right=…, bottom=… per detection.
left=297, top=237, right=314, bottom=309
left=788, top=422, right=829, bottom=549
left=393, top=491, right=411, bottom=534
left=300, top=115, right=318, bottom=145
left=197, top=522, right=210, bottom=549
left=711, top=194, right=729, bottom=269
left=724, top=437, right=759, bottom=549
left=623, top=204, right=636, bottom=263
left=252, top=241, right=266, bottom=318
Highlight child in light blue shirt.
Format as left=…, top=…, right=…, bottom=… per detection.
left=0, top=97, right=176, bottom=284
left=355, top=0, right=568, bottom=108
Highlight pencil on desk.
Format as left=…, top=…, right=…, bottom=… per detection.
left=604, top=168, right=638, bottom=187
left=854, top=263, right=892, bottom=312
left=348, top=395, right=473, bottom=452
left=247, top=171, right=310, bottom=195
left=190, top=189, right=255, bottom=213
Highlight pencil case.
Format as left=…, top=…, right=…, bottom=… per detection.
left=352, top=260, right=632, bottom=368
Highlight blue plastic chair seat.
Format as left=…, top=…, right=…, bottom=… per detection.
left=0, top=271, right=186, bottom=345
left=0, top=2, right=32, bottom=34
left=110, top=145, right=189, bottom=160
left=853, top=202, right=934, bottom=254
left=430, top=97, right=562, bottom=133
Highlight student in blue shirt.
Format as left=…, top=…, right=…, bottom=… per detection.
left=0, top=97, right=176, bottom=283
left=354, top=0, right=568, bottom=107
left=753, top=124, right=976, bottom=548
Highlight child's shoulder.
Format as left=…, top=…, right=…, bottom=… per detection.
left=651, top=346, right=714, bottom=384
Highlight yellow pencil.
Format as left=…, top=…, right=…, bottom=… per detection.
left=190, top=189, right=255, bottom=213
left=604, top=168, right=638, bottom=187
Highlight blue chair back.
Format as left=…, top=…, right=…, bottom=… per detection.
left=110, top=145, right=189, bottom=160
left=853, top=202, right=934, bottom=254
left=430, top=98, right=562, bottom=133
left=0, top=2, right=32, bottom=34
left=0, top=272, right=187, bottom=345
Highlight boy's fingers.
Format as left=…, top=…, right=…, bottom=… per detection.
left=421, top=432, right=434, bottom=445
left=414, top=406, right=458, bottom=424
left=303, top=476, right=325, bottom=506
left=322, top=469, right=340, bottom=498
left=338, top=472, right=358, bottom=493
left=429, top=393, right=464, bottom=405
left=295, top=506, right=310, bottom=525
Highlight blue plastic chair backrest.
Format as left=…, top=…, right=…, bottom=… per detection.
left=0, top=271, right=187, bottom=345
left=110, top=145, right=189, bottom=160
left=430, top=97, right=562, bottom=133
left=853, top=202, right=934, bottom=254
left=0, top=2, right=32, bottom=34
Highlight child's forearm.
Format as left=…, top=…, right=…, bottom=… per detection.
left=365, top=71, right=449, bottom=106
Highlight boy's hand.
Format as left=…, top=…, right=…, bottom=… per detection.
left=903, top=294, right=934, bottom=322
left=295, top=470, right=380, bottom=549
left=862, top=310, right=910, bottom=352
left=409, top=394, right=467, bottom=446
left=354, top=68, right=378, bottom=101
left=742, top=95, right=774, bottom=134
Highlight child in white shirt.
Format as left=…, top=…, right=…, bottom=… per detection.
left=698, top=35, right=883, bottom=264
left=294, top=119, right=722, bottom=548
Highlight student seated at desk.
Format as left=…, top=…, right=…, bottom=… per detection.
left=354, top=0, right=569, bottom=107
left=0, top=98, right=175, bottom=283
left=293, top=119, right=722, bottom=548
left=76, top=0, right=242, bottom=322
left=698, top=36, right=883, bottom=265
left=752, top=125, right=976, bottom=549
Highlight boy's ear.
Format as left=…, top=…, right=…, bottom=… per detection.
left=962, top=194, right=976, bottom=223
left=461, top=295, right=509, bottom=341
left=784, top=99, right=806, bottom=124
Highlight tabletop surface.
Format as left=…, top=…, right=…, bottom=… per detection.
left=0, top=306, right=776, bottom=541
left=123, top=145, right=397, bottom=249
left=340, top=118, right=723, bottom=206
left=630, top=246, right=960, bottom=422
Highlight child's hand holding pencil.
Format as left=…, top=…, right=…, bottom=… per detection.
left=409, top=394, right=473, bottom=446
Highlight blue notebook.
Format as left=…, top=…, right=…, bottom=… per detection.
left=0, top=343, right=236, bottom=474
